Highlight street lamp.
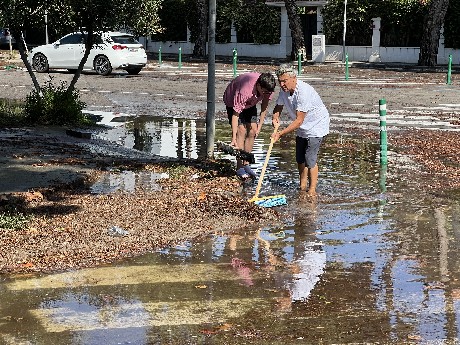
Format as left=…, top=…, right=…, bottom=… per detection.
left=342, top=0, right=347, bottom=62
left=45, top=10, right=49, bottom=44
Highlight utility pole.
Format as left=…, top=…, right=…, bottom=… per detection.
left=45, top=10, right=49, bottom=44
left=342, top=0, right=347, bottom=62
left=206, top=0, right=216, bottom=158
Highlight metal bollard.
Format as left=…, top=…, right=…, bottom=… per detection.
left=379, top=99, right=387, bottom=165
left=447, top=54, right=452, bottom=85
left=233, top=48, right=237, bottom=77
left=159, top=46, right=162, bottom=65
left=178, top=47, right=182, bottom=69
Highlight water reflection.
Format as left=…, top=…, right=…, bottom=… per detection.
left=2, top=117, right=460, bottom=344
left=95, top=116, right=204, bottom=159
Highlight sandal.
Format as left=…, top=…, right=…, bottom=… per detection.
left=236, top=167, right=250, bottom=180
left=243, top=165, right=257, bottom=179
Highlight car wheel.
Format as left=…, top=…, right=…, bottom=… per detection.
left=32, top=53, right=49, bottom=73
left=94, top=55, right=112, bottom=76
left=125, top=67, right=142, bottom=75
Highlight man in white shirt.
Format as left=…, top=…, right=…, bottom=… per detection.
left=271, top=64, right=330, bottom=197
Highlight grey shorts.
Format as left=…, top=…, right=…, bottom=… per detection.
left=227, top=105, right=258, bottom=125
left=296, top=136, right=324, bottom=168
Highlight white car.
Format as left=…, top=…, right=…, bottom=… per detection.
left=28, top=31, right=147, bottom=75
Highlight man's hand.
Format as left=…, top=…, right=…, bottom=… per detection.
left=230, top=138, right=238, bottom=148
left=271, top=131, right=281, bottom=142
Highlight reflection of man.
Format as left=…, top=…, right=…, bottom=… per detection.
left=289, top=243, right=326, bottom=302
left=257, top=229, right=325, bottom=303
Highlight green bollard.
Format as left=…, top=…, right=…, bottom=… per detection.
left=233, top=48, right=237, bottom=78
left=159, top=46, right=162, bottom=65
left=345, top=54, right=349, bottom=81
left=447, top=54, right=452, bottom=85
left=178, top=47, right=182, bottom=69
left=379, top=99, right=388, bottom=165
left=297, top=50, right=302, bottom=75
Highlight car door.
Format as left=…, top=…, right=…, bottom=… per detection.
left=49, top=33, right=84, bottom=68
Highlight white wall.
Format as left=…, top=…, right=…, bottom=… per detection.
left=146, top=40, right=460, bottom=65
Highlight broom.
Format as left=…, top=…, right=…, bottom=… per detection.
left=248, top=124, right=287, bottom=208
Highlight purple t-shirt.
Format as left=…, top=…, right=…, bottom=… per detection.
left=223, top=72, right=271, bottom=113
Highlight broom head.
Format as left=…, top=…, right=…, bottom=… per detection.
left=248, top=194, right=287, bottom=208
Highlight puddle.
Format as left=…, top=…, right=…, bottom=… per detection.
left=2, top=117, right=460, bottom=344
left=90, top=170, right=169, bottom=194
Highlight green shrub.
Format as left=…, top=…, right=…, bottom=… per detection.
left=25, top=78, right=88, bottom=126
left=0, top=99, right=27, bottom=127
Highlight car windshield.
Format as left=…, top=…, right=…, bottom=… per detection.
left=111, top=35, right=139, bottom=45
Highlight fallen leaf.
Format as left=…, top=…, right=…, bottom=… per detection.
left=21, top=262, right=35, bottom=268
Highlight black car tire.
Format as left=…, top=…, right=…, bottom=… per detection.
left=125, top=67, right=142, bottom=75
left=94, top=55, right=112, bottom=76
left=32, top=53, right=49, bottom=73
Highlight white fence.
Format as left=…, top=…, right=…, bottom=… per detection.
left=142, top=40, right=459, bottom=65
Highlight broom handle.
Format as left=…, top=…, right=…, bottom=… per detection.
left=253, top=123, right=279, bottom=199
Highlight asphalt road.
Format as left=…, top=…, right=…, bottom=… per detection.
left=1, top=60, right=460, bottom=131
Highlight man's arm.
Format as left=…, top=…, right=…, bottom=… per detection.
left=272, top=110, right=305, bottom=142
left=257, top=96, right=271, bottom=136
left=272, top=104, right=283, bottom=128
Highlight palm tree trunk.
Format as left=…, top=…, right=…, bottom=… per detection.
left=418, top=0, right=450, bottom=66
left=284, top=0, right=305, bottom=61
left=193, top=0, right=208, bottom=57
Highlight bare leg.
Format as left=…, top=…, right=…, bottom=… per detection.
left=307, top=163, right=319, bottom=196
left=242, top=123, right=257, bottom=165
left=236, top=124, right=247, bottom=169
left=298, top=163, right=318, bottom=196
left=298, top=163, right=308, bottom=191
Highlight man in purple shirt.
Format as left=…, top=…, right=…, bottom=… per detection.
left=223, top=72, right=276, bottom=179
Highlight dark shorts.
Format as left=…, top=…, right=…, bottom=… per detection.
left=296, top=136, right=324, bottom=168
left=227, top=105, right=258, bottom=125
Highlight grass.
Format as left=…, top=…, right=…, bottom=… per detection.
left=0, top=211, right=32, bottom=230
left=0, top=98, right=27, bottom=127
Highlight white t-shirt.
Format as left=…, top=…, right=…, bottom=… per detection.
left=276, top=79, right=330, bottom=138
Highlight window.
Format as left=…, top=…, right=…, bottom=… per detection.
left=60, top=33, right=84, bottom=45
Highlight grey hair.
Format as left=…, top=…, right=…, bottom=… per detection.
left=275, top=63, right=297, bottom=78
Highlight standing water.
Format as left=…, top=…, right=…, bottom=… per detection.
left=1, top=116, right=460, bottom=344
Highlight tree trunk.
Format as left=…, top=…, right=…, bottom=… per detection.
left=418, top=0, right=450, bottom=66
left=284, top=0, right=305, bottom=61
left=193, top=0, right=208, bottom=57
left=69, top=31, right=94, bottom=92
left=14, top=31, right=41, bottom=93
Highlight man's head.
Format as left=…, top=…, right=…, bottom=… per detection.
left=257, top=73, right=276, bottom=95
left=275, top=64, right=297, bottom=93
